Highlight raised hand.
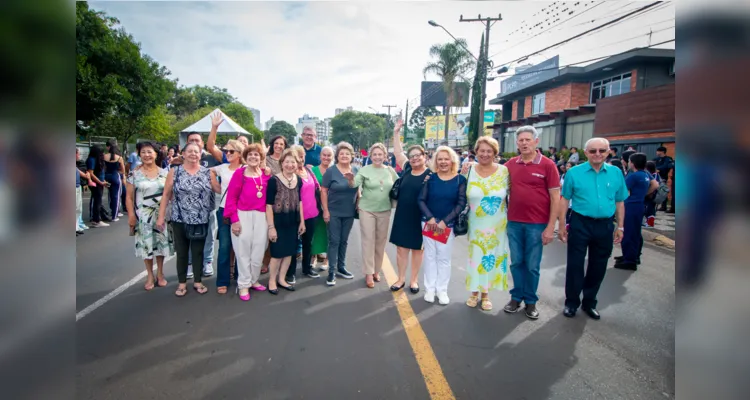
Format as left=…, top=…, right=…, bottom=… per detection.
left=210, top=111, right=224, bottom=129
left=394, top=119, right=404, bottom=133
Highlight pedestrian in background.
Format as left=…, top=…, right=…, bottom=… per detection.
left=224, top=143, right=273, bottom=301
left=286, top=145, right=322, bottom=284
left=156, top=142, right=221, bottom=297
left=86, top=145, right=110, bottom=227
left=558, top=138, right=627, bottom=320
left=615, top=153, right=658, bottom=271
left=346, top=142, right=398, bottom=288
left=310, top=146, right=334, bottom=271
left=653, top=146, right=674, bottom=212
left=644, top=161, right=660, bottom=227
left=76, top=148, right=90, bottom=235
left=265, top=149, right=305, bottom=295
left=125, top=141, right=174, bottom=291
left=321, top=142, right=358, bottom=286
left=461, top=137, right=509, bottom=312
left=104, top=141, right=126, bottom=221
left=504, top=126, right=560, bottom=320
left=389, top=121, right=430, bottom=293
left=418, top=146, right=467, bottom=305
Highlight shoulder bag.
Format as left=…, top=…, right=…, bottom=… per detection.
left=174, top=166, right=208, bottom=240
left=453, top=166, right=471, bottom=236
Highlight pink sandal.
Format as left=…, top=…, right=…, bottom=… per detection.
left=250, top=284, right=267, bottom=291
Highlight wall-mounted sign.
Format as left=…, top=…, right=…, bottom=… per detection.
left=500, top=55, right=560, bottom=97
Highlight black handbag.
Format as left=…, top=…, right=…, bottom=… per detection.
left=389, top=176, right=401, bottom=200
left=174, top=166, right=209, bottom=240
left=453, top=166, right=471, bottom=236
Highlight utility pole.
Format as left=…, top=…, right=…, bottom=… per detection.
left=460, top=14, right=501, bottom=137
left=382, top=104, right=397, bottom=146
left=403, top=99, right=409, bottom=145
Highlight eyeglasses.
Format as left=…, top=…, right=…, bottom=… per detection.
left=587, top=148, right=609, bottom=154
left=408, top=153, right=423, bottom=159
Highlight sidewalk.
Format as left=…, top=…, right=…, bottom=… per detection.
left=643, top=210, right=675, bottom=249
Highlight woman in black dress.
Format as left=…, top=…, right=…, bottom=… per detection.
left=265, top=149, right=306, bottom=295
left=389, top=120, right=431, bottom=294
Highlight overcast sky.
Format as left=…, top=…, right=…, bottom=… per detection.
left=90, top=1, right=674, bottom=126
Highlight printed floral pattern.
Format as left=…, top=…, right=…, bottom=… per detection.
left=465, top=165, right=509, bottom=292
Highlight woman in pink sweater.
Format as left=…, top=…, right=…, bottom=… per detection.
left=223, top=143, right=273, bottom=301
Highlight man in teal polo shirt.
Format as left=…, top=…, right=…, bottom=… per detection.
left=558, top=137, right=627, bottom=320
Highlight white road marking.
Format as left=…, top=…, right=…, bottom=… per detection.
left=76, top=255, right=174, bottom=321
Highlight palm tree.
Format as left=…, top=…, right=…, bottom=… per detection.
left=423, top=39, right=474, bottom=142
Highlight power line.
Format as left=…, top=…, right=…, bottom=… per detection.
left=489, top=1, right=664, bottom=68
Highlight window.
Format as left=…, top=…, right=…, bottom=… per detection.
left=590, top=72, right=632, bottom=103
left=532, top=92, right=545, bottom=115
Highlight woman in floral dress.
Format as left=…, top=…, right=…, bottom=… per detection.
left=463, top=136, right=509, bottom=311
left=125, top=141, right=174, bottom=291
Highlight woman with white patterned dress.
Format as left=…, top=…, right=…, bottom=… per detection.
left=126, top=141, right=175, bottom=291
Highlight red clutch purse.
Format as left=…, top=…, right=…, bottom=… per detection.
left=422, top=226, right=451, bottom=244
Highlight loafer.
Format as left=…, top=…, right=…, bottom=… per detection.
left=503, top=299, right=522, bottom=313
left=563, top=306, right=577, bottom=318
left=614, top=262, right=638, bottom=271
left=582, top=307, right=600, bottom=320
left=525, top=304, right=539, bottom=320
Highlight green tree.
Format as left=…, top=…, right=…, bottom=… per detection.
left=189, top=85, right=235, bottom=109
left=223, top=102, right=263, bottom=142
left=468, top=34, right=485, bottom=148
left=422, top=39, right=474, bottom=140
left=267, top=120, right=298, bottom=144
left=330, top=111, right=387, bottom=150
left=167, top=86, right=199, bottom=119
left=408, top=106, right=440, bottom=130
left=76, top=2, right=175, bottom=144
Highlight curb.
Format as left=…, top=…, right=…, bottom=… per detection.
left=642, top=230, right=675, bottom=249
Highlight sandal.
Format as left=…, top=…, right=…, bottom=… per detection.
left=193, top=284, right=208, bottom=295
left=466, top=295, right=479, bottom=308
left=217, top=286, right=228, bottom=294
left=156, top=276, right=168, bottom=287
left=373, top=273, right=381, bottom=283
left=480, top=298, right=493, bottom=311
left=261, top=266, right=269, bottom=274
left=144, top=280, right=155, bottom=291
left=175, top=286, right=187, bottom=297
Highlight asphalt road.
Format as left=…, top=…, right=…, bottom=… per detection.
left=76, top=204, right=675, bottom=400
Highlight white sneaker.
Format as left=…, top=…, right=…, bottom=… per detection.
left=112, top=218, right=120, bottom=222
left=203, top=263, right=214, bottom=277
left=91, top=221, right=109, bottom=227
left=424, top=290, right=436, bottom=303
left=186, top=264, right=194, bottom=279
left=437, top=292, right=450, bottom=305
left=117, top=213, right=124, bottom=217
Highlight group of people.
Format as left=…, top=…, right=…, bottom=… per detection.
left=76, top=112, right=666, bottom=321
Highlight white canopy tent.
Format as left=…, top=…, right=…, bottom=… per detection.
left=179, top=108, right=250, bottom=147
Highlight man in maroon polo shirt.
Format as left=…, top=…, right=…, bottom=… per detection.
left=503, top=125, right=561, bottom=319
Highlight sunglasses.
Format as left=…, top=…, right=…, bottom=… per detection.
left=587, top=148, right=609, bottom=154
left=408, top=153, right=424, bottom=159
left=223, top=149, right=236, bottom=154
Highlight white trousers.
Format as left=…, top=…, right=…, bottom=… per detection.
left=421, top=222, right=455, bottom=293
left=76, top=186, right=83, bottom=231
left=231, top=210, right=267, bottom=289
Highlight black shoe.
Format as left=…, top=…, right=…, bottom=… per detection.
left=304, top=271, right=320, bottom=279
left=563, top=306, right=577, bottom=318
left=409, top=285, right=420, bottom=294
left=614, top=262, right=638, bottom=271
left=336, top=268, right=354, bottom=279
left=286, top=275, right=296, bottom=285
left=279, top=283, right=295, bottom=292
left=326, top=274, right=336, bottom=286
left=525, top=304, right=540, bottom=320
left=582, top=307, right=601, bottom=320
left=390, top=282, right=405, bottom=292
left=503, top=299, right=522, bottom=313
left=268, top=288, right=279, bottom=295
left=614, top=256, right=640, bottom=265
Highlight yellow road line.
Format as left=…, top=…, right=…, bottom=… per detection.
left=381, top=254, right=456, bottom=400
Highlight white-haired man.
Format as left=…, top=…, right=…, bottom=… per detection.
left=558, top=137, right=627, bottom=320
left=504, top=126, right=560, bottom=320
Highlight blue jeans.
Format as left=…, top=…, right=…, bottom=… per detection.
left=216, top=208, right=232, bottom=287
left=507, top=221, right=547, bottom=304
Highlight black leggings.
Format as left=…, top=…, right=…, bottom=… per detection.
left=88, top=185, right=103, bottom=222
left=287, top=217, right=317, bottom=278
left=172, top=222, right=207, bottom=283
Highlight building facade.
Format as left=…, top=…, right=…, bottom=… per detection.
left=248, top=107, right=262, bottom=131
left=334, top=106, right=353, bottom=116
left=265, top=117, right=276, bottom=131
left=489, top=48, right=675, bottom=159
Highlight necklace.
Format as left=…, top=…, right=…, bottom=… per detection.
left=246, top=167, right=263, bottom=198
left=283, top=173, right=295, bottom=188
